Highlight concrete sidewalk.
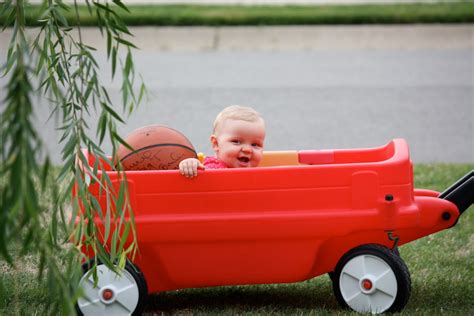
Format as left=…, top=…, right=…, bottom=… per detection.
left=123, top=24, right=473, bottom=52
left=4, top=24, right=469, bottom=52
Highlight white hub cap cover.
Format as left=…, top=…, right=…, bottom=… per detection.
left=340, top=254, right=398, bottom=314
left=78, top=264, right=140, bottom=315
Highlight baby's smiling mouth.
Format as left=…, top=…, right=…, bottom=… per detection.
left=238, top=157, right=250, bottom=163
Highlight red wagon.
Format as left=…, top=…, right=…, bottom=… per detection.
left=75, top=139, right=473, bottom=315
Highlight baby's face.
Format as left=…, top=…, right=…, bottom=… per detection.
left=211, top=118, right=265, bottom=168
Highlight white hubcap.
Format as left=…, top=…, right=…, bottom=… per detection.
left=340, top=254, right=397, bottom=314
left=78, top=264, right=140, bottom=315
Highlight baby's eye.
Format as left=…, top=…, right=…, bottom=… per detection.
left=231, top=140, right=240, bottom=145
left=252, top=143, right=262, bottom=148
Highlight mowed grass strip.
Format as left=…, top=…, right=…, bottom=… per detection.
left=1, top=164, right=473, bottom=315
left=6, top=2, right=474, bottom=26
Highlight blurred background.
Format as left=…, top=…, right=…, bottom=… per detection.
left=1, top=0, right=472, bottom=163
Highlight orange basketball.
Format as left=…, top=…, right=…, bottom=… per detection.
left=117, top=125, right=197, bottom=171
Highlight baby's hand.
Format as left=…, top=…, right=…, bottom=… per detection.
left=179, top=158, right=205, bottom=178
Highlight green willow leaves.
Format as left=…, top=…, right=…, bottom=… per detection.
left=1, top=0, right=145, bottom=313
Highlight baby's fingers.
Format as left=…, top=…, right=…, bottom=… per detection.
left=191, top=160, right=200, bottom=177
left=185, top=163, right=196, bottom=178
left=179, top=161, right=192, bottom=177
left=179, top=158, right=202, bottom=178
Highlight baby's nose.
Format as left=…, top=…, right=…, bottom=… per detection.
left=241, top=145, right=252, bottom=153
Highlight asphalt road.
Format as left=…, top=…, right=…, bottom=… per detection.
left=0, top=25, right=473, bottom=163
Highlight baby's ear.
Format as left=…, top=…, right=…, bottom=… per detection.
left=210, top=134, right=219, bottom=152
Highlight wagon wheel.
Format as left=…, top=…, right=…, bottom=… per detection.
left=331, top=244, right=411, bottom=314
left=328, top=247, right=400, bottom=281
left=76, top=261, right=148, bottom=316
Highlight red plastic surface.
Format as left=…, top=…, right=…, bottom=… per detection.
left=77, top=139, right=460, bottom=293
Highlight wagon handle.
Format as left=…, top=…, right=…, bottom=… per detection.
left=438, top=170, right=474, bottom=215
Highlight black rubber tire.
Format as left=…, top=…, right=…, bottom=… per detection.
left=328, top=271, right=336, bottom=282
left=76, top=260, right=148, bottom=316
left=331, top=244, right=411, bottom=314
left=392, top=246, right=400, bottom=257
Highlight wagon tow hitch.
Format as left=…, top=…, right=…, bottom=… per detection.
left=386, top=231, right=399, bottom=250
left=438, top=170, right=474, bottom=215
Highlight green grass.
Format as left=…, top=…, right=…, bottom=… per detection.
left=1, top=163, right=473, bottom=315
left=6, top=2, right=474, bottom=26
left=0, top=269, right=49, bottom=315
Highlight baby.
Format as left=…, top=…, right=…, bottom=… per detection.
left=179, top=105, right=266, bottom=178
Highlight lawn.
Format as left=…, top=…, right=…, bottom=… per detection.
left=1, top=163, right=473, bottom=315
left=3, top=2, right=474, bottom=26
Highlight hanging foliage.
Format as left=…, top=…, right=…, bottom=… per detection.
left=0, top=0, right=145, bottom=313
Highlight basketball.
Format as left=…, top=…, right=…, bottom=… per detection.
left=117, top=125, right=197, bottom=171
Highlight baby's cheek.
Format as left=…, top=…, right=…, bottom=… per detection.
left=253, top=154, right=263, bottom=166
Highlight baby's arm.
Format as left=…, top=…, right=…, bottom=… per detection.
left=179, top=158, right=205, bottom=178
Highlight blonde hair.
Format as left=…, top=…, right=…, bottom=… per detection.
left=213, top=105, right=264, bottom=134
